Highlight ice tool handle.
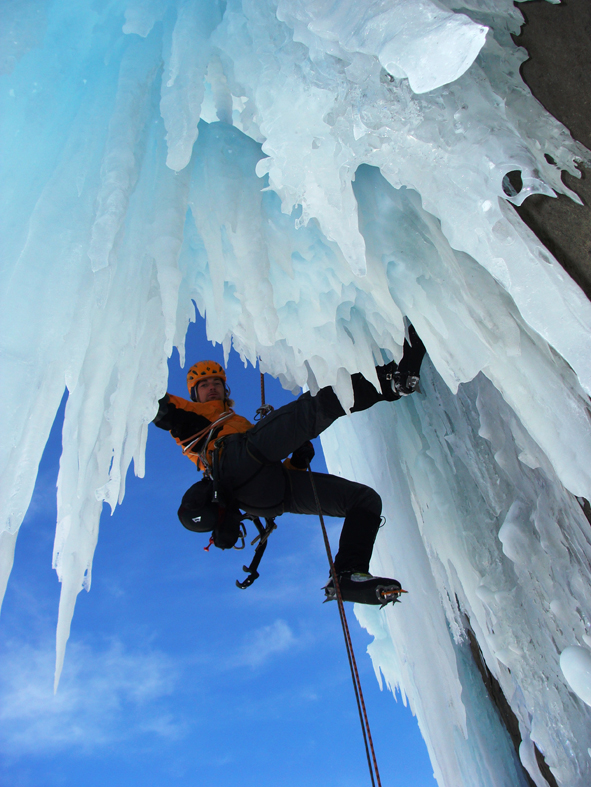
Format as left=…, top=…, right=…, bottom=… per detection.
left=236, top=516, right=277, bottom=589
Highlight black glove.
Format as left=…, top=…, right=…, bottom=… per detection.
left=152, top=395, right=211, bottom=440
left=290, top=440, right=315, bottom=469
left=153, top=394, right=170, bottom=425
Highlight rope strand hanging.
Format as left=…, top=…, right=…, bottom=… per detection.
left=255, top=370, right=274, bottom=420
left=306, top=464, right=383, bottom=787
left=256, top=365, right=382, bottom=787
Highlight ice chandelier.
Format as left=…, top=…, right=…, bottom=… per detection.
left=2, top=1, right=591, bottom=785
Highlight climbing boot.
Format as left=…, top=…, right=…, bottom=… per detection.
left=376, top=359, right=422, bottom=399
left=376, top=361, right=401, bottom=401
left=393, top=371, right=421, bottom=396
left=324, top=571, right=404, bottom=606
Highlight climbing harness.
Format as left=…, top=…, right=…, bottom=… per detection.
left=179, top=410, right=236, bottom=474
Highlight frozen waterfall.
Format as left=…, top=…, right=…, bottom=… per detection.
left=2, top=1, right=591, bottom=785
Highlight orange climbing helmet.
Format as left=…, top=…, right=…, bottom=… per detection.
left=187, top=360, right=227, bottom=399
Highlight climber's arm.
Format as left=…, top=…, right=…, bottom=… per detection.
left=153, top=394, right=212, bottom=441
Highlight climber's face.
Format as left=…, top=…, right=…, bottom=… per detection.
left=196, top=376, right=225, bottom=403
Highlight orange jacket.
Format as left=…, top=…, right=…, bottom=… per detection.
left=154, top=394, right=253, bottom=471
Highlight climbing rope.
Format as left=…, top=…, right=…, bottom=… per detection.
left=255, top=371, right=274, bottom=420
left=306, top=465, right=383, bottom=787
left=257, top=366, right=382, bottom=786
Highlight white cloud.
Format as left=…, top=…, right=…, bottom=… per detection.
left=0, top=637, right=186, bottom=755
left=232, top=619, right=296, bottom=668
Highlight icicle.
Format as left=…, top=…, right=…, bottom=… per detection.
left=160, top=0, right=225, bottom=171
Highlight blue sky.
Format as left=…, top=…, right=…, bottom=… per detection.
left=0, top=315, right=436, bottom=787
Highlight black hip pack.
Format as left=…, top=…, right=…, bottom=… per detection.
left=177, top=477, right=243, bottom=549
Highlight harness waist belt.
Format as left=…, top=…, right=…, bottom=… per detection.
left=217, top=433, right=242, bottom=445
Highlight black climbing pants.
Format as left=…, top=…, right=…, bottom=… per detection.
left=219, top=379, right=386, bottom=574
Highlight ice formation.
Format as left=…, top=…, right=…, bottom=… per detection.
left=2, top=1, right=591, bottom=785
left=560, top=646, right=591, bottom=708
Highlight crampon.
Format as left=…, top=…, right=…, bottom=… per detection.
left=324, top=572, right=407, bottom=607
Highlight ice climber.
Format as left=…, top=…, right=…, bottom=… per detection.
left=153, top=327, right=426, bottom=605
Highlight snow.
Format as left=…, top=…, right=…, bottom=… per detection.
left=2, top=1, right=591, bottom=785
